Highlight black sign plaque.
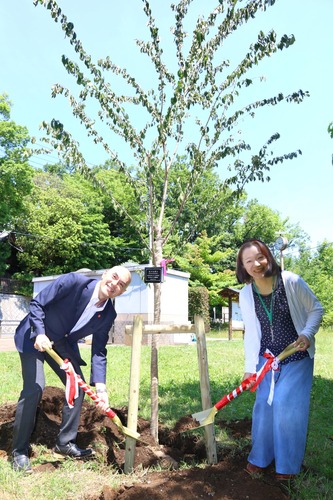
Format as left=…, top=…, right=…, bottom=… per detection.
left=144, top=267, right=163, bottom=283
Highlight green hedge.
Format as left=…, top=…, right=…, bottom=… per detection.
left=189, top=286, right=210, bottom=331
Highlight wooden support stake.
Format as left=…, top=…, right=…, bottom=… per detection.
left=124, top=315, right=143, bottom=474
left=194, top=315, right=217, bottom=465
left=228, top=296, right=232, bottom=341
left=125, top=324, right=196, bottom=335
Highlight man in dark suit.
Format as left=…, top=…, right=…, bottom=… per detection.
left=12, top=266, right=132, bottom=473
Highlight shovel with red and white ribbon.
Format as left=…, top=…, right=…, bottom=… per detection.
left=191, top=341, right=304, bottom=428
left=44, top=346, right=140, bottom=440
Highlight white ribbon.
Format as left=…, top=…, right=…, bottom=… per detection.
left=266, top=351, right=280, bottom=406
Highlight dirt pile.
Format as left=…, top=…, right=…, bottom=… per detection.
left=0, top=387, right=289, bottom=499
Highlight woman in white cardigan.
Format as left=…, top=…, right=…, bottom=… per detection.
left=236, top=239, right=323, bottom=481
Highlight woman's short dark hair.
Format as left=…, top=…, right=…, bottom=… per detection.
left=236, top=239, right=280, bottom=284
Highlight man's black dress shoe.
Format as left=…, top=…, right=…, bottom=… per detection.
left=54, top=442, right=94, bottom=458
left=12, top=454, right=32, bottom=473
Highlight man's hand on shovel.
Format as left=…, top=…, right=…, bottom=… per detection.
left=94, top=383, right=110, bottom=413
left=34, top=333, right=53, bottom=352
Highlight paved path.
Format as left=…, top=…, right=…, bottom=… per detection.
left=0, top=337, right=16, bottom=352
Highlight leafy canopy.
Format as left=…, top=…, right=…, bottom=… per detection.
left=0, top=94, right=34, bottom=274
left=32, top=0, right=308, bottom=266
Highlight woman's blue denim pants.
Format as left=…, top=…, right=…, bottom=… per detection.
left=248, top=355, right=314, bottom=475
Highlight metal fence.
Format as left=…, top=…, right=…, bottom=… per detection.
left=0, top=277, right=30, bottom=295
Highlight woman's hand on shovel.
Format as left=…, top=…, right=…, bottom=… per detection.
left=242, top=373, right=257, bottom=390
left=292, top=334, right=310, bottom=351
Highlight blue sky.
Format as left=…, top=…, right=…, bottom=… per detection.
left=1, top=0, right=332, bottom=251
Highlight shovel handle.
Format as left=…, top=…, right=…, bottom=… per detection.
left=43, top=345, right=140, bottom=439
left=214, top=343, right=304, bottom=412
left=215, top=374, right=256, bottom=411
left=43, top=346, right=117, bottom=419
left=76, top=375, right=117, bottom=419
left=43, top=345, right=64, bottom=366
left=277, top=341, right=305, bottom=362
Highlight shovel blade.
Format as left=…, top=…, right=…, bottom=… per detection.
left=121, top=426, right=141, bottom=440
left=112, top=414, right=140, bottom=440
left=192, top=406, right=217, bottom=427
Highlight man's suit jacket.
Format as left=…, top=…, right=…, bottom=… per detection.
left=14, top=272, right=117, bottom=384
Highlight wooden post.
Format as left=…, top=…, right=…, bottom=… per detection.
left=124, top=315, right=143, bottom=474
left=194, top=315, right=217, bottom=465
left=228, top=296, right=232, bottom=341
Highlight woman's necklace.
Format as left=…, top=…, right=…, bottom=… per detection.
left=253, top=277, right=276, bottom=342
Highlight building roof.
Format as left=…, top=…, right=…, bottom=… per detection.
left=218, top=287, right=242, bottom=300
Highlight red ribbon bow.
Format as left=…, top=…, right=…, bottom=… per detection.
left=62, top=359, right=79, bottom=408
left=250, top=351, right=280, bottom=393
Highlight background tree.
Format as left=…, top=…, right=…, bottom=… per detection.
left=174, top=201, right=299, bottom=310
left=16, top=170, right=114, bottom=276
left=0, top=94, right=34, bottom=275
left=234, top=200, right=285, bottom=243
left=175, top=231, right=236, bottom=306
left=163, top=157, right=244, bottom=249
left=94, top=162, right=149, bottom=265
left=289, top=242, right=333, bottom=327
left=231, top=199, right=309, bottom=250
left=32, top=0, right=309, bottom=441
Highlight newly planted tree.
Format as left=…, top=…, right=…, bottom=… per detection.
left=32, top=0, right=308, bottom=440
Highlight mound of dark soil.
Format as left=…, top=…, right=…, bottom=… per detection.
left=0, top=387, right=289, bottom=499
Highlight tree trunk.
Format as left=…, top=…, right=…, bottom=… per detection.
left=150, top=237, right=162, bottom=443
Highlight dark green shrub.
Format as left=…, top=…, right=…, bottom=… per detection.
left=189, top=286, right=210, bottom=331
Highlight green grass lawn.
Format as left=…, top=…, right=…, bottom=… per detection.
left=0, top=328, right=332, bottom=499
